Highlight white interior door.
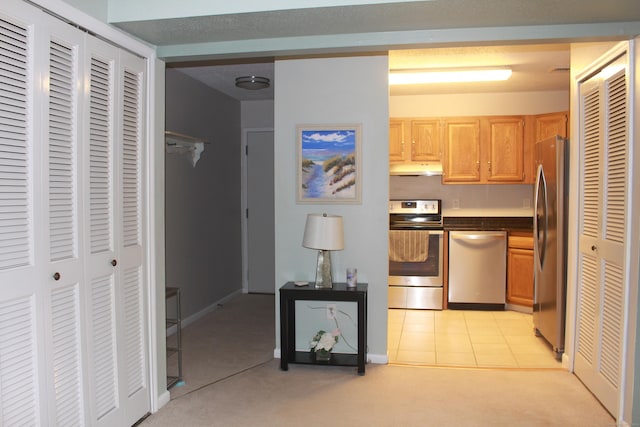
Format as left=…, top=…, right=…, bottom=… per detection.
left=574, top=52, right=629, bottom=417
left=246, top=130, right=275, bottom=294
left=43, top=15, right=88, bottom=425
left=0, top=2, right=151, bottom=425
left=115, top=48, right=150, bottom=426
left=83, top=35, right=150, bottom=426
left=0, top=4, right=43, bottom=425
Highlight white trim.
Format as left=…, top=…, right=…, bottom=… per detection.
left=241, top=127, right=274, bottom=294
left=30, top=0, right=156, bottom=56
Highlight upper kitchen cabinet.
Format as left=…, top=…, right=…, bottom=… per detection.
left=523, top=111, right=569, bottom=183
left=442, top=118, right=481, bottom=182
left=485, top=116, right=525, bottom=182
left=534, top=111, right=568, bottom=140
left=443, top=116, right=525, bottom=184
left=389, top=118, right=441, bottom=163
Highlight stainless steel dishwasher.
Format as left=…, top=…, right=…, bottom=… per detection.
left=448, top=231, right=507, bottom=309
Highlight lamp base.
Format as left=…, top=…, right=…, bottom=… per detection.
left=314, top=250, right=333, bottom=288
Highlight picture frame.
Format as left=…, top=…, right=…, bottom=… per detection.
left=296, top=124, right=362, bottom=204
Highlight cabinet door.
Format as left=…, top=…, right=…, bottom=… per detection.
left=389, top=119, right=406, bottom=162
left=486, top=117, right=524, bottom=182
left=536, top=111, right=568, bottom=141
left=411, top=119, right=440, bottom=161
left=443, top=118, right=480, bottom=182
left=507, top=247, right=533, bottom=307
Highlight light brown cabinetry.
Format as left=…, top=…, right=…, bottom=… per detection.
left=535, top=111, right=568, bottom=140
left=443, top=116, right=524, bottom=184
left=389, top=118, right=441, bottom=164
left=524, top=111, right=568, bottom=183
left=390, top=112, right=567, bottom=185
left=442, top=118, right=481, bottom=182
left=507, top=232, right=534, bottom=307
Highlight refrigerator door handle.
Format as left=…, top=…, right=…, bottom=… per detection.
left=534, top=164, right=548, bottom=271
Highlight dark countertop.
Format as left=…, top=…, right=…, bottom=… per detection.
left=444, top=216, right=533, bottom=232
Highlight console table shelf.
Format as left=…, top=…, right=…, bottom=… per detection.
left=279, top=282, right=368, bottom=375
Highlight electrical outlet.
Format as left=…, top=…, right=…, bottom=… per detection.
left=452, top=199, right=460, bottom=209
left=326, top=303, right=336, bottom=320
left=523, top=198, right=531, bottom=208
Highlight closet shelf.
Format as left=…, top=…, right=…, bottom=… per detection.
left=165, top=130, right=211, bottom=146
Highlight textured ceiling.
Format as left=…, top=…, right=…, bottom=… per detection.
left=114, top=1, right=640, bottom=48
left=116, top=1, right=639, bottom=101
left=171, top=43, right=570, bottom=101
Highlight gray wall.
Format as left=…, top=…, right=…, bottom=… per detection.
left=165, top=69, right=242, bottom=318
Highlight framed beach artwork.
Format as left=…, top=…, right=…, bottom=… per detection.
left=297, top=124, right=362, bottom=204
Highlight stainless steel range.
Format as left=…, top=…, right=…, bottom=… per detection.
left=388, top=199, right=444, bottom=310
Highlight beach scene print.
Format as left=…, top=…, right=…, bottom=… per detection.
left=300, top=128, right=357, bottom=200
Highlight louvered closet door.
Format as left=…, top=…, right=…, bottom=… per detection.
left=83, top=36, right=122, bottom=426
left=575, top=54, right=628, bottom=415
left=0, top=4, right=44, bottom=425
left=83, top=35, right=149, bottom=427
left=115, top=50, right=149, bottom=427
left=42, top=15, right=88, bottom=426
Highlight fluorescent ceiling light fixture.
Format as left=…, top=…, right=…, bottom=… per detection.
left=389, top=68, right=512, bottom=85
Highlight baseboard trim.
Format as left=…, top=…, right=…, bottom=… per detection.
left=156, top=389, right=171, bottom=411
left=166, top=289, right=243, bottom=336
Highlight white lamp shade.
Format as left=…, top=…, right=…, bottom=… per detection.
left=302, top=213, right=344, bottom=251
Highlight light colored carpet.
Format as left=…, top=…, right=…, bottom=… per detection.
left=146, top=294, right=615, bottom=427
left=165, top=293, right=275, bottom=399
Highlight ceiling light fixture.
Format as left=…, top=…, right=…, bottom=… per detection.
left=235, top=75, right=270, bottom=90
left=389, top=68, right=512, bottom=85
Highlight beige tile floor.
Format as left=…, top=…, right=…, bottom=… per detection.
left=388, top=308, right=563, bottom=368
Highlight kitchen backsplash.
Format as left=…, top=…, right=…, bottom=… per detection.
left=389, top=175, right=534, bottom=217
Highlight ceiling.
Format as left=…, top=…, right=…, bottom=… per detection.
left=124, top=1, right=640, bottom=101
left=172, top=43, right=570, bottom=101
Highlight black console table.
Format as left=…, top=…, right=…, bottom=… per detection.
left=279, top=281, right=368, bottom=375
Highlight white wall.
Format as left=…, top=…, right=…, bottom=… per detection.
left=274, top=55, right=389, bottom=359
left=390, top=90, right=569, bottom=117
left=390, top=176, right=533, bottom=217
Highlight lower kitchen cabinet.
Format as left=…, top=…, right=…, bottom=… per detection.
left=507, top=232, right=534, bottom=307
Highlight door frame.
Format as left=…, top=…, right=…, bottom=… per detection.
left=566, top=40, right=639, bottom=422
left=241, top=127, right=275, bottom=293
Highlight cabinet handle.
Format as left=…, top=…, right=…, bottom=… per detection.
left=111, top=259, right=118, bottom=267
left=53, top=272, right=61, bottom=281
left=476, top=161, right=480, bottom=172
left=488, top=161, right=492, bottom=172
left=591, top=245, right=597, bottom=252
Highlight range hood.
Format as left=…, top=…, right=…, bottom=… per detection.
left=389, top=161, right=443, bottom=176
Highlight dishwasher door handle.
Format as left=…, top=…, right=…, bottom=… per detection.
left=451, top=233, right=505, bottom=241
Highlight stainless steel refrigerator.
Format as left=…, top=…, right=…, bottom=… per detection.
left=533, top=135, right=568, bottom=360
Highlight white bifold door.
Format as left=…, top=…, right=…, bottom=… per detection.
left=0, top=1, right=149, bottom=425
left=575, top=48, right=631, bottom=418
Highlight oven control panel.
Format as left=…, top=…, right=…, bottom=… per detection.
left=389, top=199, right=440, bottom=214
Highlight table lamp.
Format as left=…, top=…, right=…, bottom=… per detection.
left=302, top=213, right=344, bottom=288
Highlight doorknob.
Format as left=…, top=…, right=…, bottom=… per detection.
left=591, top=245, right=597, bottom=251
